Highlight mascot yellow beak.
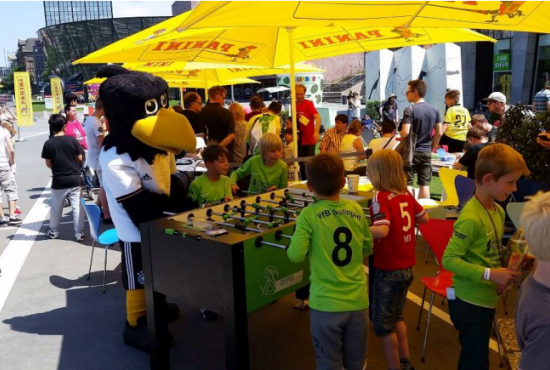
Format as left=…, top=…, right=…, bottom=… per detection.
left=131, top=107, right=196, bottom=154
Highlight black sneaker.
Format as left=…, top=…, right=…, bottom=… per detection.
left=401, top=362, right=417, bottom=370
left=0, top=218, right=8, bottom=227
left=9, top=217, right=22, bottom=226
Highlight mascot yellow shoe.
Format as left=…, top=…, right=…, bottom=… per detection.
left=96, top=65, right=196, bottom=352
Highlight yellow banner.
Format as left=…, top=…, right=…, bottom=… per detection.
left=13, top=72, right=34, bottom=127
left=51, top=77, right=64, bottom=113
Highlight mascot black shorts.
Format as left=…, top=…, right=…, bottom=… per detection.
left=120, top=240, right=145, bottom=290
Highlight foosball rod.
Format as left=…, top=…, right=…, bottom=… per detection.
left=255, top=237, right=287, bottom=250
left=275, top=230, right=292, bottom=240
left=257, top=197, right=307, bottom=209
left=187, top=214, right=263, bottom=234
left=231, top=206, right=296, bottom=222
left=207, top=209, right=276, bottom=227
left=217, top=221, right=263, bottom=233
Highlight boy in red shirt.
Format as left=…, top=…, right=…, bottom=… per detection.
left=367, top=149, right=429, bottom=370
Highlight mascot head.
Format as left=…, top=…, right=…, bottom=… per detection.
left=97, top=65, right=195, bottom=163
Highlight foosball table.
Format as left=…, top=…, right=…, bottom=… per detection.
left=140, top=188, right=369, bottom=370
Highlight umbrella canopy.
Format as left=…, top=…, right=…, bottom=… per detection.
left=84, top=76, right=258, bottom=89
left=178, top=1, right=550, bottom=34
left=74, top=25, right=494, bottom=67
left=123, top=61, right=324, bottom=80
left=256, top=86, right=291, bottom=93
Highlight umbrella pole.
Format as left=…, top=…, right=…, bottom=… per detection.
left=180, top=88, right=184, bottom=107
left=231, top=85, right=235, bottom=102
left=287, top=27, right=299, bottom=181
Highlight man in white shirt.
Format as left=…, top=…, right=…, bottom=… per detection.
left=83, top=98, right=111, bottom=223
left=367, top=120, right=399, bottom=156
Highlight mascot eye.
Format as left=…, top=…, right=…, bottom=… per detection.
left=160, top=94, right=168, bottom=108
left=144, top=99, right=159, bottom=115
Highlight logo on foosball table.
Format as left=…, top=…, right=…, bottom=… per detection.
left=261, top=265, right=303, bottom=296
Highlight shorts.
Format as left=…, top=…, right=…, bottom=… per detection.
left=0, top=168, right=18, bottom=202
left=404, top=151, right=432, bottom=186
left=120, top=240, right=145, bottom=290
left=372, top=267, right=413, bottom=337
left=439, top=135, right=466, bottom=153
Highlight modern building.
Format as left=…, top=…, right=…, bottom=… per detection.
left=172, top=1, right=195, bottom=15
left=44, top=1, right=112, bottom=27
left=0, top=67, right=10, bottom=80
left=459, top=31, right=550, bottom=110
left=38, top=0, right=168, bottom=81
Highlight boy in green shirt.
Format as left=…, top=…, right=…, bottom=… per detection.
left=287, top=153, right=373, bottom=370
left=442, top=143, right=529, bottom=370
left=230, top=133, right=288, bottom=194
left=187, top=145, right=232, bottom=207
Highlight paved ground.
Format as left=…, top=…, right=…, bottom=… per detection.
left=0, top=112, right=515, bottom=370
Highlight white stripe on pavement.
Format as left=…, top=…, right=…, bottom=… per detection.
left=0, top=182, right=52, bottom=313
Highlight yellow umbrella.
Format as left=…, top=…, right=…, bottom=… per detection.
left=84, top=77, right=106, bottom=85
left=73, top=4, right=496, bottom=163
left=123, top=61, right=323, bottom=80
left=74, top=25, right=493, bottom=66
left=84, top=76, right=257, bottom=89
left=178, top=1, right=550, bottom=34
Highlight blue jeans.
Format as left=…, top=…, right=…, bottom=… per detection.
left=372, top=267, right=413, bottom=337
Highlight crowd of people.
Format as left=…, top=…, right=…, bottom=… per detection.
left=31, top=75, right=550, bottom=370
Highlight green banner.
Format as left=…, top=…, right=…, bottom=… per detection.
left=494, top=54, right=510, bottom=71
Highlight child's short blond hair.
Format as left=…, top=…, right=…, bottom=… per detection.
left=520, top=191, right=550, bottom=262
left=259, top=133, right=283, bottom=159
left=475, top=144, right=529, bottom=184
left=306, top=153, right=344, bottom=196
left=367, top=149, right=407, bottom=193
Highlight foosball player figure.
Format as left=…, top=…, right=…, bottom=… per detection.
left=187, top=145, right=233, bottom=208
left=367, top=149, right=429, bottom=370
left=287, top=153, right=373, bottom=370
left=230, top=133, right=288, bottom=196
left=442, top=144, right=529, bottom=369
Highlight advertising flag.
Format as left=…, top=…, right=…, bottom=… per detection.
left=13, top=72, right=34, bottom=127
left=51, top=77, right=63, bottom=113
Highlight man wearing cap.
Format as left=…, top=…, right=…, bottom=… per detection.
left=483, top=92, right=508, bottom=142
left=380, top=94, right=399, bottom=124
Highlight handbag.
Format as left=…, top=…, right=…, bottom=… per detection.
left=395, top=105, right=417, bottom=167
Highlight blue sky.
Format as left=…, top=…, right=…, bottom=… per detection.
left=0, top=1, right=174, bottom=67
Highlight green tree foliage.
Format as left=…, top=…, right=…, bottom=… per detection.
left=366, top=100, right=381, bottom=120
left=497, top=104, right=550, bottom=183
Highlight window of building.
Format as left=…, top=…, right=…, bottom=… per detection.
left=533, top=34, right=550, bottom=95
left=493, top=38, right=512, bottom=102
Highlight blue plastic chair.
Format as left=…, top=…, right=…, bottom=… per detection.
left=455, top=175, right=476, bottom=211
left=81, top=198, right=119, bottom=293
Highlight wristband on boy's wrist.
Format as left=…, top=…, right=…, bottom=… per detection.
left=483, top=268, right=491, bottom=281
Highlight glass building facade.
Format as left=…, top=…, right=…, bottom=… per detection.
left=44, top=1, right=113, bottom=26
left=38, top=17, right=169, bottom=80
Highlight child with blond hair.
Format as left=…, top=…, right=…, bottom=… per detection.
left=230, top=133, right=287, bottom=194
left=443, top=143, right=530, bottom=369
left=367, top=149, right=429, bottom=370
left=515, top=191, right=550, bottom=369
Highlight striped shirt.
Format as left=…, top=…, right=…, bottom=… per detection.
left=533, top=89, right=550, bottom=114
left=319, top=128, right=346, bottom=154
